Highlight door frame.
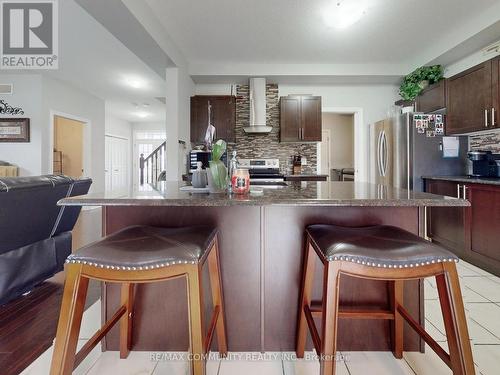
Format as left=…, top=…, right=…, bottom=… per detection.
left=48, top=110, right=91, bottom=178
left=318, top=107, right=366, bottom=182
left=320, top=128, right=332, bottom=176
left=105, top=133, right=131, bottom=191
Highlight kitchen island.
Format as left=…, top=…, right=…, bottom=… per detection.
left=60, top=181, right=469, bottom=354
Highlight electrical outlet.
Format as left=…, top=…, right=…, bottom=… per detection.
left=302, top=157, right=307, bottom=165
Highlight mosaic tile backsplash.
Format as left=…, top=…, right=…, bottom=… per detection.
left=228, top=84, right=318, bottom=174
left=469, top=130, right=500, bottom=153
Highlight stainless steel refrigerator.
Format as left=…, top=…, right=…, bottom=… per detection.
left=370, top=113, right=468, bottom=192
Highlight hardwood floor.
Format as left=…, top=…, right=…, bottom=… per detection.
left=0, top=208, right=102, bottom=375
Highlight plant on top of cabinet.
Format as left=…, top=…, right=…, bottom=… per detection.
left=399, top=65, right=444, bottom=101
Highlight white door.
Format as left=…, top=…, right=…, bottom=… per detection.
left=105, top=136, right=113, bottom=190
left=320, top=129, right=331, bottom=176
left=105, top=135, right=129, bottom=192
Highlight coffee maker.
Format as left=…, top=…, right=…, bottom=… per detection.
left=467, top=151, right=500, bottom=178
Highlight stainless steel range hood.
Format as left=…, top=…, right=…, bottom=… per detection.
left=243, top=78, right=272, bottom=134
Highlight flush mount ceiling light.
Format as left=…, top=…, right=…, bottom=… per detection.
left=124, top=76, right=147, bottom=89
left=134, top=111, right=150, bottom=118
left=323, top=0, right=368, bottom=29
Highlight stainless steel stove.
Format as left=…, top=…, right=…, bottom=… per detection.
left=238, top=159, right=287, bottom=187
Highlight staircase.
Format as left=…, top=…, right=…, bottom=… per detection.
left=139, top=141, right=166, bottom=185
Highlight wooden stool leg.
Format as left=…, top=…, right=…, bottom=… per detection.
left=187, top=266, right=206, bottom=375
left=120, top=283, right=135, bottom=359
left=320, top=262, right=341, bottom=375
left=436, top=263, right=475, bottom=375
left=296, top=239, right=317, bottom=358
left=391, top=280, right=404, bottom=359
left=207, top=237, right=228, bottom=356
left=50, top=265, right=89, bottom=375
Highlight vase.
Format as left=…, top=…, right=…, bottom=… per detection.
left=207, top=161, right=227, bottom=194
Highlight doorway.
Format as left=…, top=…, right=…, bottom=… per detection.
left=105, top=135, right=129, bottom=192
left=132, top=131, right=166, bottom=187
left=53, top=115, right=85, bottom=178
left=318, top=107, right=366, bottom=182
left=320, top=113, right=355, bottom=181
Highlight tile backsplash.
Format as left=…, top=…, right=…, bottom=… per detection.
left=228, top=84, right=317, bottom=174
left=469, top=130, right=500, bottom=153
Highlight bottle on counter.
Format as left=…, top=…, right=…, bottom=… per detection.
left=292, top=154, right=302, bottom=175
left=228, top=150, right=238, bottom=194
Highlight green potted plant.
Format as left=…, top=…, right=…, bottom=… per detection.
left=399, top=65, right=444, bottom=102
left=207, top=139, right=228, bottom=193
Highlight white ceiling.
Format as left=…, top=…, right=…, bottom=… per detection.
left=145, top=0, right=500, bottom=72
left=48, top=0, right=166, bottom=122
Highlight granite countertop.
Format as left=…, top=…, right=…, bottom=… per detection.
left=422, top=176, right=500, bottom=186
left=60, top=181, right=469, bottom=207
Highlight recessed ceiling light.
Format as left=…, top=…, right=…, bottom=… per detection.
left=134, top=111, right=150, bottom=118
left=124, top=76, right=147, bottom=89
left=323, top=1, right=368, bottom=29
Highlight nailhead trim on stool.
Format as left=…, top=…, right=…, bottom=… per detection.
left=65, top=259, right=197, bottom=270
left=328, top=255, right=459, bottom=267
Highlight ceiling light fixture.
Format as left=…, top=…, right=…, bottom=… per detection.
left=323, top=0, right=368, bottom=29
left=124, top=76, right=147, bottom=89
left=134, top=111, right=150, bottom=118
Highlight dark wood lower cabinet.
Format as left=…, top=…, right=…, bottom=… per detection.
left=465, top=184, right=500, bottom=272
left=425, top=179, right=500, bottom=276
left=426, top=180, right=465, bottom=256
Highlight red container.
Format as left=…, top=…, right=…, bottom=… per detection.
left=231, top=168, right=250, bottom=194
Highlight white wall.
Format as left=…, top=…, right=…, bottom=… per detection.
left=0, top=74, right=43, bottom=176
left=165, top=67, right=194, bottom=181
left=132, top=121, right=166, bottom=133
left=106, top=113, right=132, bottom=139
left=445, top=48, right=500, bottom=78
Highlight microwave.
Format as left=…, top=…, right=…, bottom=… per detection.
left=189, top=150, right=227, bottom=172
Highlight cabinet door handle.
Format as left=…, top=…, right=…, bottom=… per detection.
left=457, top=184, right=461, bottom=198
left=485, top=109, right=489, bottom=127
left=462, top=185, right=467, bottom=199
left=492, top=108, right=496, bottom=126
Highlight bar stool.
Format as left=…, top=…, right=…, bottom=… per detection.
left=50, top=225, right=227, bottom=375
left=296, top=224, right=475, bottom=375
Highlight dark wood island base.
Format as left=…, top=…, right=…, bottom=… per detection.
left=59, top=181, right=469, bottom=354
left=100, top=205, right=423, bottom=353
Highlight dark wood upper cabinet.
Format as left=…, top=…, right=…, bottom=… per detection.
left=492, top=56, right=499, bottom=128
left=416, top=81, right=446, bottom=113
left=280, top=95, right=321, bottom=142
left=280, top=96, right=301, bottom=142
left=190, top=95, right=235, bottom=144
left=446, top=61, right=493, bottom=134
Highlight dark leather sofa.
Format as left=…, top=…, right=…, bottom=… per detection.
left=0, top=175, right=92, bottom=305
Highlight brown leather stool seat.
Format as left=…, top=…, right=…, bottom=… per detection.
left=306, top=224, right=458, bottom=268
left=51, top=225, right=227, bottom=375
left=297, top=224, right=474, bottom=375
left=66, top=225, right=218, bottom=270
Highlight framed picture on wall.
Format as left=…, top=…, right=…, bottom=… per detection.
left=0, top=118, right=30, bottom=142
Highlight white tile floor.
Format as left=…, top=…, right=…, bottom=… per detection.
left=23, top=260, right=500, bottom=375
